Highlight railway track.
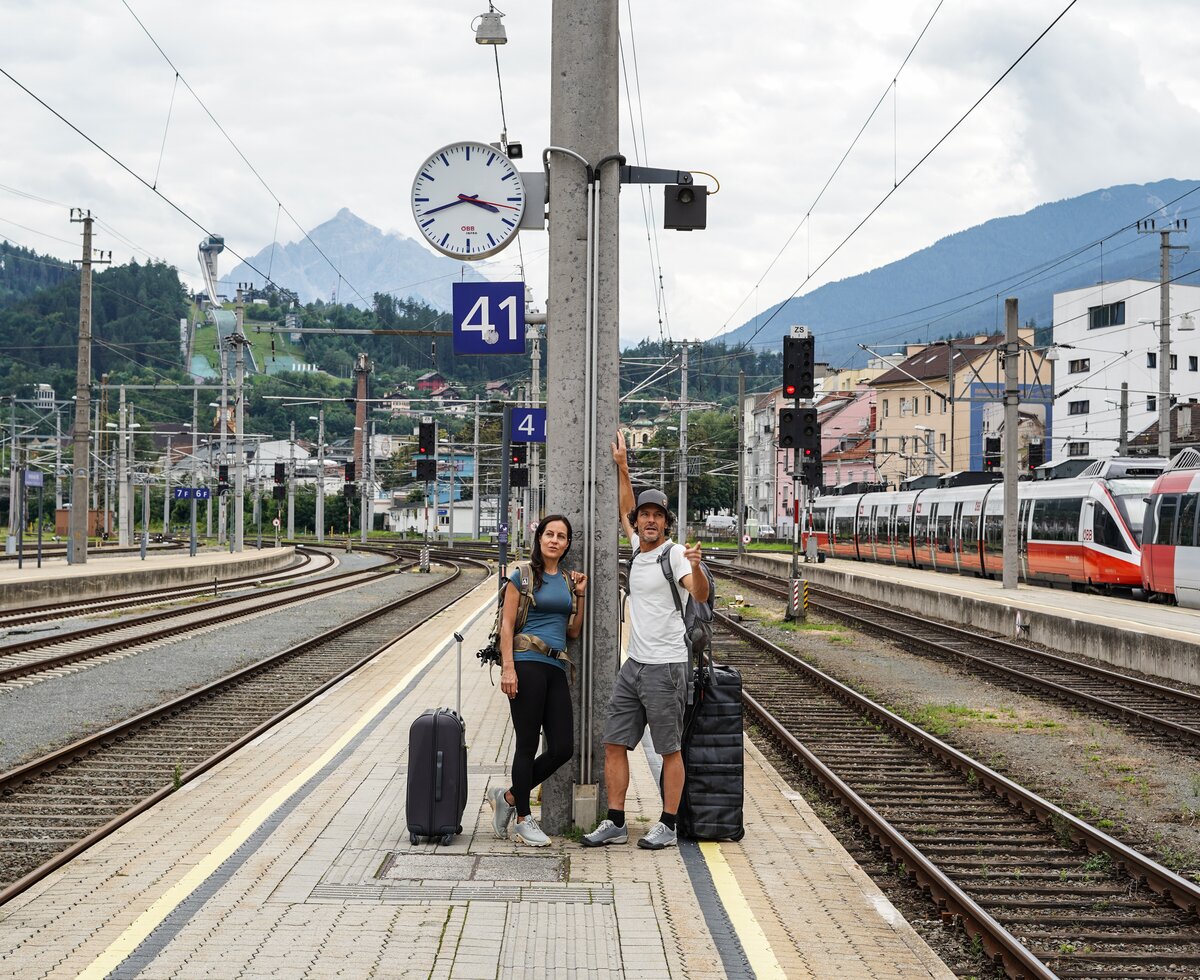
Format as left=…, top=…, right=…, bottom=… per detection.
left=716, top=612, right=1200, bottom=979
left=714, top=561, right=1200, bottom=750
left=0, top=546, right=332, bottom=630
left=0, top=557, right=486, bottom=906
left=0, top=549, right=410, bottom=687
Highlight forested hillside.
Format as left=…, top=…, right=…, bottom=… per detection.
left=0, top=241, right=73, bottom=306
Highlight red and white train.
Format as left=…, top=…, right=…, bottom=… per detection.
left=803, top=466, right=1153, bottom=592
left=1141, top=448, right=1200, bottom=608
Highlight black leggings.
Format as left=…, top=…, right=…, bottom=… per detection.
left=507, top=661, right=574, bottom=817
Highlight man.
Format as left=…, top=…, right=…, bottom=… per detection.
left=582, top=430, right=709, bottom=850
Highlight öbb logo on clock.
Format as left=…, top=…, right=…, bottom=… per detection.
left=461, top=226, right=475, bottom=233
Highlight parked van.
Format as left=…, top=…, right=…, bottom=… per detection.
left=704, top=514, right=737, bottom=534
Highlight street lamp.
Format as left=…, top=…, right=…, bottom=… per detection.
left=309, top=411, right=325, bottom=543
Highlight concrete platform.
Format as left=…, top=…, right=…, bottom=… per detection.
left=0, top=580, right=952, bottom=979
left=739, top=551, right=1200, bottom=687
left=0, top=547, right=297, bottom=609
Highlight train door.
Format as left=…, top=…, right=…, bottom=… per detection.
left=913, top=500, right=933, bottom=568
left=1017, top=498, right=1031, bottom=581
left=886, top=504, right=899, bottom=564
left=1144, top=493, right=1179, bottom=596
left=950, top=501, right=964, bottom=572
left=867, top=504, right=880, bottom=560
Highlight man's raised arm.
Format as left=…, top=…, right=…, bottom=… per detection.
left=612, top=429, right=635, bottom=541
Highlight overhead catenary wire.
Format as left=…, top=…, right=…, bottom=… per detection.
left=730, top=0, right=1083, bottom=354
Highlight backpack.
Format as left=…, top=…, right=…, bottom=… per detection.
left=476, top=562, right=578, bottom=669
left=633, top=543, right=716, bottom=658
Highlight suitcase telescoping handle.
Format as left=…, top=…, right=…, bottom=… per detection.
left=453, top=631, right=463, bottom=718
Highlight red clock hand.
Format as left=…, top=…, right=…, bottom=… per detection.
left=458, top=193, right=520, bottom=211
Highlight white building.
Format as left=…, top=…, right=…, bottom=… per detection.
left=1052, top=279, right=1200, bottom=459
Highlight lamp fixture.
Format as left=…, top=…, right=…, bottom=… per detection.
left=473, top=7, right=507, bottom=44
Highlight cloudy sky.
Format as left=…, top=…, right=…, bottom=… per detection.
left=1, top=0, right=1197, bottom=349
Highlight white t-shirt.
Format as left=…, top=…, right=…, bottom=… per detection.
left=627, top=536, right=693, bottom=665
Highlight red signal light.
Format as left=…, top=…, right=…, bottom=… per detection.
left=784, top=384, right=796, bottom=397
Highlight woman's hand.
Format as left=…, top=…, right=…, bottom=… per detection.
left=570, top=570, right=588, bottom=595
left=501, top=665, right=518, bottom=700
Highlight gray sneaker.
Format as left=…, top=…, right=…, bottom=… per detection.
left=637, top=821, right=677, bottom=850
left=488, top=786, right=514, bottom=839
left=581, top=819, right=629, bottom=847
left=512, top=815, right=550, bottom=847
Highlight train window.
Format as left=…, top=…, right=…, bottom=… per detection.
left=835, top=515, right=855, bottom=545
left=935, top=511, right=954, bottom=552
left=961, top=514, right=979, bottom=546
left=894, top=509, right=909, bottom=546
left=1174, top=494, right=1199, bottom=547
left=913, top=509, right=929, bottom=543
left=1092, top=504, right=1129, bottom=553
left=1154, top=495, right=1179, bottom=546
left=811, top=508, right=828, bottom=533
left=1031, top=498, right=1082, bottom=541
left=983, top=513, right=1003, bottom=554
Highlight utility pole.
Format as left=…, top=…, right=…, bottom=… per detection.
left=218, top=334, right=229, bottom=547
left=288, top=420, right=296, bottom=540
left=162, top=436, right=172, bottom=535
left=678, top=342, right=690, bottom=538
left=1119, top=382, right=1129, bottom=456
left=530, top=322, right=542, bottom=523
left=117, top=386, right=129, bottom=546
left=190, top=389, right=198, bottom=556
left=472, top=395, right=481, bottom=540
left=737, top=370, right=746, bottom=559
left=1139, top=218, right=1187, bottom=459
left=1003, top=298, right=1019, bottom=590
left=68, top=209, right=109, bottom=562
left=314, top=408, right=325, bottom=543
left=233, top=287, right=247, bottom=552
left=544, top=0, right=620, bottom=834
left=361, top=419, right=372, bottom=544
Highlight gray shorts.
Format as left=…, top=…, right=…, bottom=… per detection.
left=600, top=659, right=689, bottom=756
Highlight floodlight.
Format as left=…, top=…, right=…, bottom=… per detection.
left=474, top=8, right=507, bottom=44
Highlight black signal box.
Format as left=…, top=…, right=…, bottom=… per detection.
left=783, top=335, right=815, bottom=400
left=779, top=407, right=819, bottom=450
left=416, top=459, right=437, bottom=481
left=509, top=467, right=529, bottom=488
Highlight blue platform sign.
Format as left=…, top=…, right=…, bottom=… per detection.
left=452, top=281, right=525, bottom=355
left=510, top=407, right=546, bottom=443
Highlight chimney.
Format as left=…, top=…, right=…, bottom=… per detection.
left=1178, top=404, right=1193, bottom=441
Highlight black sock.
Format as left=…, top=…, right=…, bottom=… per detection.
left=607, top=808, right=625, bottom=828
left=660, top=811, right=677, bottom=831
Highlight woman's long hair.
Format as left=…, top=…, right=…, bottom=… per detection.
left=530, top=514, right=572, bottom=592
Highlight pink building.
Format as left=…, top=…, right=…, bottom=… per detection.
left=817, top=388, right=878, bottom=487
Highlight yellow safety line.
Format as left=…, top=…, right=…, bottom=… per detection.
left=699, top=841, right=787, bottom=979
left=79, top=594, right=492, bottom=979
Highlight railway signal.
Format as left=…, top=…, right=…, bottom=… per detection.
left=418, top=422, right=434, bottom=457
left=273, top=462, right=285, bottom=484
left=984, top=435, right=1002, bottom=471
left=783, top=335, right=815, bottom=400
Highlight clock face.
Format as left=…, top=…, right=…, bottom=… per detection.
left=411, top=141, right=526, bottom=259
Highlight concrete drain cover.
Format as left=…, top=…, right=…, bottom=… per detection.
left=379, top=853, right=567, bottom=883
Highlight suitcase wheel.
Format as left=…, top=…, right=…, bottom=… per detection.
left=440, top=834, right=454, bottom=846
left=731, top=828, right=745, bottom=842
left=410, top=833, right=419, bottom=845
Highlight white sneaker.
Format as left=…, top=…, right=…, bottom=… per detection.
left=512, top=815, right=550, bottom=847
left=581, top=818, right=629, bottom=847
left=637, top=821, right=677, bottom=850
left=488, top=786, right=514, bottom=839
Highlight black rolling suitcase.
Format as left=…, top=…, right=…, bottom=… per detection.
left=677, top=661, right=745, bottom=841
left=406, top=707, right=468, bottom=845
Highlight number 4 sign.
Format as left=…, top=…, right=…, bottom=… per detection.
left=510, top=407, right=546, bottom=443
left=452, top=281, right=525, bottom=355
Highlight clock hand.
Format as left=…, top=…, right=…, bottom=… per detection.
left=459, top=194, right=520, bottom=211
left=419, top=198, right=469, bottom=217
left=457, top=194, right=500, bottom=213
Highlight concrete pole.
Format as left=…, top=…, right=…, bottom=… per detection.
left=544, top=0, right=619, bottom=833
left=162, top=436, right=172, bottom=534
left=678, top=343, right=689, bottom=537
left=1003, top=298, right=1020, bottom=590
left=288, top=420, right=296, bottom=540
left=190, top=390, right=198, bottom=556
left=233, top=331, right=245, bottom=553
left=472, top=395, right=481, bottom=540
left=737, top=370, right=746, bottom=559
left=218, top=337, right=229, bottom=547
left=117, top=387, right=129, bottom=546
left=68, top=211, right=106, bottom=562
left=54, top=408, right=62, bottom=513
left=531, top=327, right=542, bottom=521
left=315, top=409, right=325, bottom=543
left=361, top=420, right=372, bottom=544
left=1158, top=230, right=1172, bottom=460
left=1119, top=382, right=1129, bottom=456
left=948, top=341, right=956, bottom=471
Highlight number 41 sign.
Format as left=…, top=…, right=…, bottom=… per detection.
left=452, top=281, right=525, bottom=355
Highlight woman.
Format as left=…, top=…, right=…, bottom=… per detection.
left=488, top=514, right=586, bottom=846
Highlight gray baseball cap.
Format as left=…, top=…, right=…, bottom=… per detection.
left=635, top=488, right=670, bottom=513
